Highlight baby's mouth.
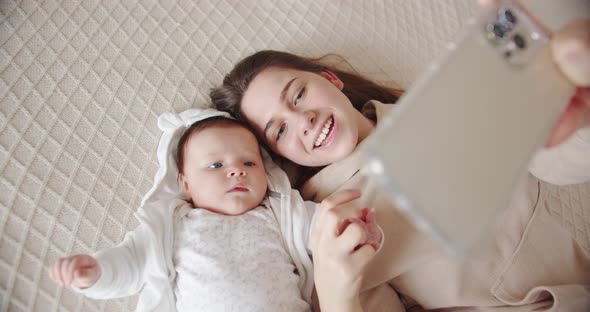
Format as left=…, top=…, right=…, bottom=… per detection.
left=314, top=116, right=334, bottom=148
left=228, top=184, right=248, bottom=192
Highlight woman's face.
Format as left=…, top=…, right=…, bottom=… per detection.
left=241, top=67, right=374, bottom=167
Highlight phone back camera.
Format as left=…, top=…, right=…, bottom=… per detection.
left=482, top=3, right=548, bottom=67
left=500, top=8, right=517, bottom=25
left=486, top=23, right=507, bottom=43
left=493, top=23, right=507, bottom=38
left=512, top=34, right=526, bottom=49
left=485, top=6, right=521, bottom=44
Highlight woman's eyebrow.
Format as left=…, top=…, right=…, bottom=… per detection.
left=280, top=77, right=298, bottom=103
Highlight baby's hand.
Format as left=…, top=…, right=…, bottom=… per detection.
left=360, top=208, right=382, bottom=250
left=49, top=254, right=100, bottom=289
left=338, top=208, right=382, bottom=251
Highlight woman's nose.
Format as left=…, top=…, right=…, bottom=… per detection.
left=227, top=167, right=246, bottom=177
left=298, top=111, right=315, bottom=136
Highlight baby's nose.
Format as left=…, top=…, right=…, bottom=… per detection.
left=227, top=168, right=246, bottom=177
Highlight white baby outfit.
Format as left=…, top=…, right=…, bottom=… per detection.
left=174, top=204, right=309, bottom=312
left=75, top=109, right=317, bottom=312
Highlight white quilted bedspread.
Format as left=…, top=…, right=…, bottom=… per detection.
left=1, top=1, right=588, bottom=311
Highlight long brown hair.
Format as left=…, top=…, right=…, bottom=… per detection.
left=211, top=50, right=402, bottom=124
left=210, top=50, right=403, bottom=186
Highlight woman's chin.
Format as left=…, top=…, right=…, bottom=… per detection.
left=311, top=145, right=356, bottom=167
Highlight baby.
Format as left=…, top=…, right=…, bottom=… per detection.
left=49, top=109, right=381, bottom=312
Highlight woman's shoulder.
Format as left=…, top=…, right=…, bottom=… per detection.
left=362, top=99, right=397, bottom=123
left=300, top=149, right=365, bottom=201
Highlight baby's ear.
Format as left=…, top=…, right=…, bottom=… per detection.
left=178, top=173, right=192, bottom=201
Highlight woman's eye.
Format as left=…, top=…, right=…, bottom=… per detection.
left=244, top=161, right=255, bottom=167
left=208, top=162, right=222, bottom=169
left=294, top=88, right=305, bottom=104
left=276, top=124, right=286, bottom=141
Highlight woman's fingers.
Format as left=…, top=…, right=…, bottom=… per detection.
left=546, top=89, right=590, bottom=147
left=475, top=4, right=590, bottom=85
left=547, top=20, right=590, bottom=147
left=354, top=244, right=377, bottom=265
left=319, top=189, right=361, bottom=211
left=315, top=189, right=363, bottom=240
left=348, top=244, right=377, bottom=277
left=551, top=20, right=590, bottom=87
left=476, top=0, right=495, bottom=10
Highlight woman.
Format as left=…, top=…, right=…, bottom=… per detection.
left=211, top=20, right=590, bottom=311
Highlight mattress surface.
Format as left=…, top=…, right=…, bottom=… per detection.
left=1, top=1, right=588, bottom=311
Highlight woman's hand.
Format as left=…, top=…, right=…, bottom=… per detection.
left=478, top=1, right=590, bottom=147
left=311, top=189, right=378, bottom=312
left=338, top=208, right=381, bottom=251
left=546, top=20, right=590, bottom=147
left=49, top=254, right=100, bottom=289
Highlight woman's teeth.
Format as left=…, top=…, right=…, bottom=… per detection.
left=314, top=117, right=333, bottom=147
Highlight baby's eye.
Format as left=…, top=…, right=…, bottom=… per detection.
left=208, top=162, right=222, bottom=169
left=244, top=161, right=255, bottom=167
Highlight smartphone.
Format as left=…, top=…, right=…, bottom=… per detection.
left=361, top=0, right=588, bottom=254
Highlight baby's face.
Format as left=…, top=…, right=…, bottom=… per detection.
left=180, top=125, right=268, bottom=215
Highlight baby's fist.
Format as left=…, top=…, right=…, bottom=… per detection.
left=49, top=254, right=100, bottom=289
left=361, top=208, right=382, bottom=250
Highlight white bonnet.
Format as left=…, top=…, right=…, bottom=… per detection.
left=140, top=108, right=232, bottom=209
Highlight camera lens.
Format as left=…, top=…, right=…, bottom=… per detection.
left=492, top=23, right=506, bottom=38
left=503, top=9, right=517, bottom=24
left=513, top=34, right=526, bottom=49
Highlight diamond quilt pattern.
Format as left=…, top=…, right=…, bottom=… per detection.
left=0, top=1, right=588, bottom=311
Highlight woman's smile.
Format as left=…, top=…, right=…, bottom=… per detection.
left=313, top=115, right=336, bottom=149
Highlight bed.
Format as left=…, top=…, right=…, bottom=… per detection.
left=1, top=0, right=589, bottom=311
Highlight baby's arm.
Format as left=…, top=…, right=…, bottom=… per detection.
left=49, top=221, right=152, bottom=299
left=310, top=189, right=379, bottom=312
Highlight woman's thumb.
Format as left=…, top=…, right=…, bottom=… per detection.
left=551, top=20, right=590, bottom=87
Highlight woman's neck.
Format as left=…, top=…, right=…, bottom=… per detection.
left=357, top=114, right=376, bottom=143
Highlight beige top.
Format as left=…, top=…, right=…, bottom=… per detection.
left=301, top=100, right=590, bottom=311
